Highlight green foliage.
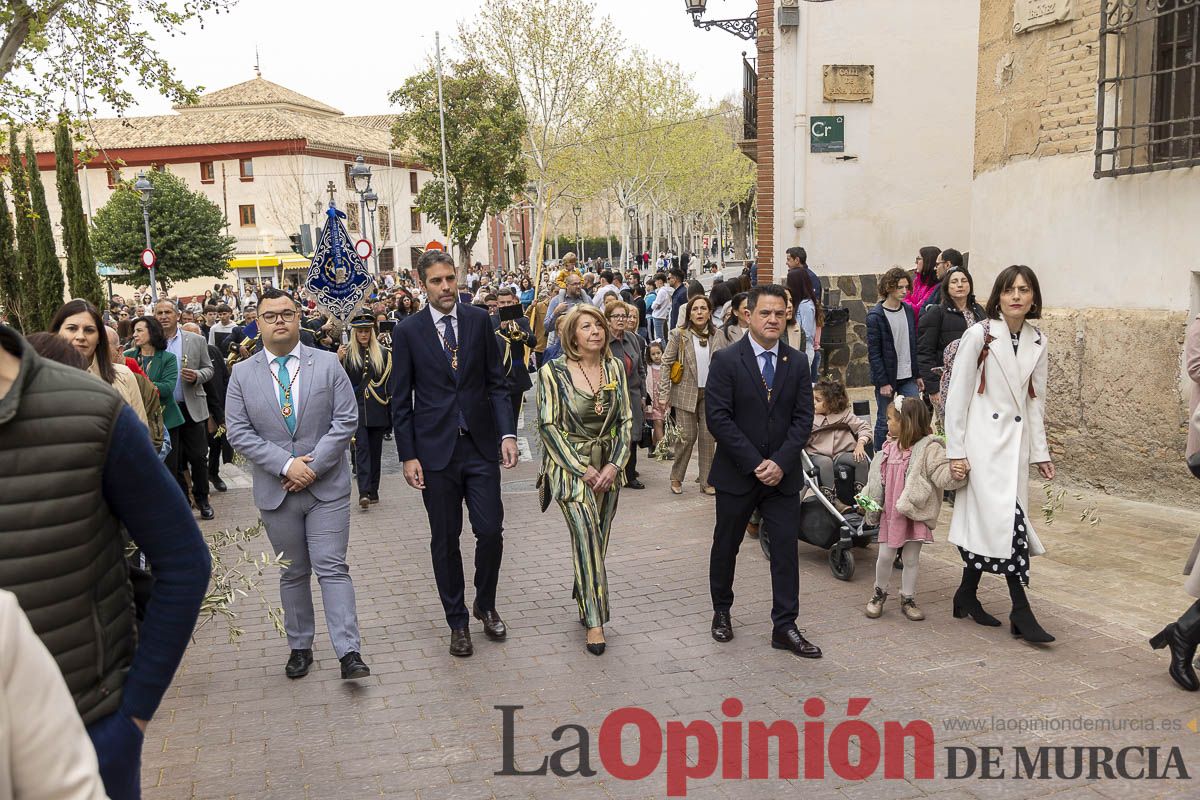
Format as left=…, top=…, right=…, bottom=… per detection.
left=197, top=520, right=289, bottom=645
left=0, top=0, right=235, bottom=127
left=390, top=57, right=527, bottom=269
left=91, top=169, right=235, bottom=292
left=54, top=117, right=103, bottom=307
left=0, top=188, right=21, bottom=330
left=25, top=135, right=63, bottom=328
left=7, top=130, right=38, bottom=328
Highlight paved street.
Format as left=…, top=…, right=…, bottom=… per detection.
left=145, top=398, right=1200, bottom=799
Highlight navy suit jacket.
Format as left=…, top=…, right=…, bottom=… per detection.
left=390, top=304, right=515, bottom=472
left=704, top=334, right=814, bottom=496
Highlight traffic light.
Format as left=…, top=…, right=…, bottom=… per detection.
left=289, top=233, right=302, bottom=254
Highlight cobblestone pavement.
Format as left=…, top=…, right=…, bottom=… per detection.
left=146, top=399, right=1200, bottom=799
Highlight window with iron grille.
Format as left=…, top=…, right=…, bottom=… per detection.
left=378, top=205, right=391, bottom=241
left=346, top=202, right=360, bottom=232
left=1096, top=0, right=1200, bottom=177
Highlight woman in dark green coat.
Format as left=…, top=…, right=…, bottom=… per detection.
left=126, top=316, right=184, bottom=431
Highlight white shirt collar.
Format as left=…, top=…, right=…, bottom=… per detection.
left=265, top=342, right=302, bottom=364
left=749, top=336, right=779, bottom=359
left=429, top=304, right=458, bottom=326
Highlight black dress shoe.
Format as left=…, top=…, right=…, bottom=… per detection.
left=359, top=495, right=370, bottom=510
left=771, top=626, right=822, bottom=658
left=711, top=611, right=734, bottom=643
left=449, top=627, right=474, bottom=657
left=284, top=648, right=313, bottom=679
left=368, top=492, right=380, bottom=504
left=339, top=651, right=370, bottom=679
left=473, top=602, right=507, bottom=640
left=210, top=476, right=228, bottom=493
left=625, top=478, right=646, bottom=490
left=197, top=500, right=214, bottom=520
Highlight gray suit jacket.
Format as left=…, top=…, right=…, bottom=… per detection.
left=609, top=331, right=647, bottom=432
left=225, top=343, right=358, bottom=511
left=177, top=330, right=214, bottom=422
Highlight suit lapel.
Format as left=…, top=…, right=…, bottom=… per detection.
left=737, top=337, right=771, bottom=407
left=1016, top=321, right=1043, bottom=389
left=253, top=350, right=292, bottom=439
left=455, top=305, right=472, bottom=378
left=771, top=345, right=793, bottom=409
left=295, top=343, right=315, bottom=425
left=986, top=319, right=1024, bottom=406
left=420, top=307, right=457, bottom=383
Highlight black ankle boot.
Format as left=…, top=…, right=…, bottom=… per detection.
left=1149, top=599, right=1200, bottom=692
left=952, top=568, right=1001, bottom=627
left=1007, top=575, right=1055, bottom=643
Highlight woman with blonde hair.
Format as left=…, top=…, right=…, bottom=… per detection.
left=536, top=305, right=633, bottom=656
left=659, top=295, right=728, bottom=495
left=338, top=312, right=393, bottom=510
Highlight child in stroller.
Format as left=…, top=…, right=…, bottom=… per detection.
left=807, top=378, right=873, bottom=510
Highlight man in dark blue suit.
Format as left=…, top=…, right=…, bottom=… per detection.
left=391, top=250, right=519, bottom=658
left=491, top=287, right=535, bottom=430
left=705, top=284, right=821, bottom=658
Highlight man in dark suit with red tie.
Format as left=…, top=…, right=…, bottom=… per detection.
left=704, top=284, right=821, bottom=658
left=390, top=250, right=519, bottom=658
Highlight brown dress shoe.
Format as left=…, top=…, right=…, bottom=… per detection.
left=472, top=603, right=507, bottom=640
left=449, top=627, right=473, bottom=657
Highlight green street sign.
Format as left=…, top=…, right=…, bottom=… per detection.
left=810, top=115, right=845, bottom=153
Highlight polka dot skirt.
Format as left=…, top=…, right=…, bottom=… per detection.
left=957, top=504, right=1031, bottom=586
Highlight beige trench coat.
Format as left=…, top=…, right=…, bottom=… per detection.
left=1185, top=400, right=1200, bottom=598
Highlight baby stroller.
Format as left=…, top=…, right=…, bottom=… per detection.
left=757, top=450, right=878, bottom=581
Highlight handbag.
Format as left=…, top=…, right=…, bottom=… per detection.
left=536, top=470, right=552, bottom=513
left=669, top=330, right=686, bottom=384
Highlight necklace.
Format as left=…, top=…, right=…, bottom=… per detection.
left=269, top=359, right=300, bottom=418
left=575, top=360, right=607, bottom=416
left=435, top=326, right=459, bottom=370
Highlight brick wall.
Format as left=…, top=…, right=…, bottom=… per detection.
left=755, top=0, right=774, bottom=282
left=975, top=0, right=1101, bottom=174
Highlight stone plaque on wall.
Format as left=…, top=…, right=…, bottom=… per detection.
left=822, top=65, right=874, bottom=103
left=1013, top=0, right=1071, bottom=34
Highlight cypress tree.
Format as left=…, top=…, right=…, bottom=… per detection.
left=8, top=130, right=40, bottom=329
left=0, top=189, right=23, bottom=331
left=26, top=134, right=65, bottom=327
left=54, top=118, right=103, bottom=308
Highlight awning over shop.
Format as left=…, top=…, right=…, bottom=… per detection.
left=229, top=254, right=312, bottom=270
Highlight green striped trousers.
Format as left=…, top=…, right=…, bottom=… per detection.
left=557, top=487, right=621, bottom=628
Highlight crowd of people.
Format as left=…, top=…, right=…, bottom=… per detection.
left=2, top=240, right=1200, bottom=800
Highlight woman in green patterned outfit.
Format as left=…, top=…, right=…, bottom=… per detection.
left=536, top=305, right=633, bottom=656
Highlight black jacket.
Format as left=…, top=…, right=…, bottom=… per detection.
left=866, top=302, right=920, bottom=390
left=915, top=301, right=985, bottom=386
left=491, top=315, right=535, bottom=394
left=704, top=335, right=814, bottom=496
left=346, top=350, right=393, bottom=429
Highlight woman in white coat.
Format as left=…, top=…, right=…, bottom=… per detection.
left=944, top=265, right=1056, bottom=643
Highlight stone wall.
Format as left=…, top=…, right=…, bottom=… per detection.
left=1038, top=308, right=1194, bottom=504
left=975, top=0, right=1100, bottom=175
left=819, top=273, right=877, bottom=390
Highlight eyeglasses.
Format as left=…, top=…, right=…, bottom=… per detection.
left=260, top=310, right=298, bottom=323
left=609, top=314, right=631, bottom=320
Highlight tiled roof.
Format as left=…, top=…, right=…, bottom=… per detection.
left=342, top=115, right=399, bottom=131
left=177, top=76, right=343, bottom=117
left=31, top=108, right=413, bottom=161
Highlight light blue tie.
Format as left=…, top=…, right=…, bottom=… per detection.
left=274, top=355, right=296, bottom=435
left=762, top=351, right=775, bottom=392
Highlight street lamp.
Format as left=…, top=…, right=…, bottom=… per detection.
left=349, top=155, right=373, bottom=257
left=572, top=204, right=583, bottom=262
left=363, top=187, right=380, bottom=276
left=683, top=0, right=757, bottom=40
left=626, top=206, right=638, bottom=268
left=133, top=171, right=157, bottom=301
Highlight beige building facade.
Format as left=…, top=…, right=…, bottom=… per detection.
left=970, top=0, right=1200, bottom=501
left=29, top=76, right=488, bottom=299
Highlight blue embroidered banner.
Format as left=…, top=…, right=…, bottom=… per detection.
left=304, top=204, right=375, bottom=323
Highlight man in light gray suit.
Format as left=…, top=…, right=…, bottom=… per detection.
left=156, top=299, right=216, bottom=519
left=225, top=288, right=370, bottom=680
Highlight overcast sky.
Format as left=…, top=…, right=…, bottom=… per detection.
left=120, top=0, right=751, bottom=117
